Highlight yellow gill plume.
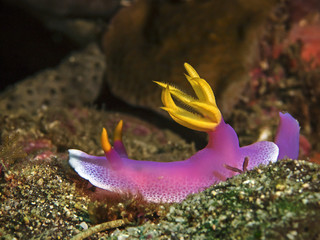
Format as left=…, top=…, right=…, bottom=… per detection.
left=154, top=63, right=221, bottom=132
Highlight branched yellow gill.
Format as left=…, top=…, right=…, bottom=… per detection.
left=154, top=63, right=222, bottom=132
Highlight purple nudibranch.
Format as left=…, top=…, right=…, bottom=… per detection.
left=69, top=63, right=300, bottom=203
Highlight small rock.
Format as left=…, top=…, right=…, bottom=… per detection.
left=79, top=222, right=88, bottom=230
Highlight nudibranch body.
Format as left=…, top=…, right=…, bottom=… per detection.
left=69, top=63, right=299, bottom=203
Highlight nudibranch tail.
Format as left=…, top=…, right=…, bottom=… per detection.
left=155, top=63, right=222, bottom=132
left=275, top=112, right=300, bottom=160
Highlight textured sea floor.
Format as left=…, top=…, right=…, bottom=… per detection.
left=0, top=101, right=319, bottom=239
